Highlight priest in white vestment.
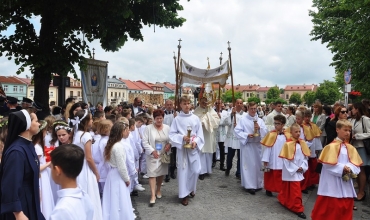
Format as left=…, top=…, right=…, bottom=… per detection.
left=234, top=102, right=267, bottom=194
left=169, top=97, right=204, bottom=206
left=264, top=101, right=285, bottom=131
left=194, top=97, right=220, bottom=180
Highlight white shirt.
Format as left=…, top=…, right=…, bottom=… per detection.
left=261, top=134, right=286, bottom=169
left=50, top=187, right=94, bottom=220
left=281, top=143, right=308, bottom=181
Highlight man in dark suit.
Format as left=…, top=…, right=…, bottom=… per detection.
left=3, top=96, right=20, bottom=117
left=21, top=97, right=33, bottom=109
left=130, top=97, right=145, bottom=118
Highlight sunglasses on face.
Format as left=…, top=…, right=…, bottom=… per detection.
left=340, top=111, right=348, bottom=114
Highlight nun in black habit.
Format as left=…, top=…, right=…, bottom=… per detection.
left=0, top=109, right=45, bottom=220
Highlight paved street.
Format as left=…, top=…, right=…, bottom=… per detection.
left=132, top=159, right=370, bottom=220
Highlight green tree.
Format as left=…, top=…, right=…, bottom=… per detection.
left=221, top=90, right=243, bottom=103
left=265, top=97, right=287, bottom=105
left=289, top=92, right=302, bottom=104
left=247, top=97, right=260, bottom=104
left=168, top=96, right=175, bottom=100
left=309, top=0, right=370, bottom=98
left=303, top=91, right=316, bottom=106
left=314, top=80, right=341, bottom=105
left=0, top=1, right=186, bottom=111
left=267, top=87, right=280, bottom=99
left=279, top=88, right=285, bottom=94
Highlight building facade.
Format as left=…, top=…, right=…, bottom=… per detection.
left=284, top=84, right=318, bottom=103
left=107, top=76, right=128, bottom=105
left=0, top=76, right=28, bottom=101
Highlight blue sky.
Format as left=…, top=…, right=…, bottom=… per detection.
left=0, top=0, right=334, bottom=88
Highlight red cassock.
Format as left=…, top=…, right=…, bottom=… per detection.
left=278, top=181, right=304, bottom=213
left=308, top=158, right=320, bottom=185
left=264, top=169, right=282, bottom=193
left=300, top=170, right=310, bottom=190
left=311, top=195, right=353, bottom=220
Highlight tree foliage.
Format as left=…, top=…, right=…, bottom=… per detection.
left=309, top=0, right=370, bottom=98
left=314, top=80, right=341, bottom=105
left=267, top=87, right=280, bottom=100
left=289, top=92, right=302, bottom=104
left=0, top=1, right=187, bottom=110
left=303, top=91, right=316, bottom=106
left=221, top=90, right=243, bottom=103
left=247, top=97, right=261, bottom=104
left=265, top=97, right=287, bottom=105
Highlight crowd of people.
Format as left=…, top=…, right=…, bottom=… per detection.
left=0, top=94, right=369, bottom=220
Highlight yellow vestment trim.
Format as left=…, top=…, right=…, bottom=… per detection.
left=279, top=138, right=311, bottom=160
left=319, top=140, right=363, bottom=166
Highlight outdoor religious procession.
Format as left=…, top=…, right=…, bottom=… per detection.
left=0, top=0, right=370, bottom=220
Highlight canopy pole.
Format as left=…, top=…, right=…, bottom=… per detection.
left=228, top=41, right=236, bottom=125
left=175, top=39, right=182, bottom=111
left=218, top=52, right=223, bottom=113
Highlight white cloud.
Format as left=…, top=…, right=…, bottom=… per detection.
left=0, top=0, right=334, bottom=88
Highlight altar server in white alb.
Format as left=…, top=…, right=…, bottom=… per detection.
left=214, top=99, right=229, bottom=171
left=169, top=96, right=204, bottom=206
left=50, top=144, right=94, bottom=220
left=193, top=96, right=220, bottom=180
left=234, top=101, right=267, bottom=195
left=278, top=123, right=310, bottom=219
left=311, top=120, right=362, bottom=220
left=224, top=99, right=245, bottom=178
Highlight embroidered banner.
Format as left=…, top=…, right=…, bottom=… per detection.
left=180, top=59, right=230, bottom=86
left=80, top=59, right=108, bottom=107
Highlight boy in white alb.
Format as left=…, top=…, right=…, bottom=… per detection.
left=311, top=120, right=362, bottom=220
left=278, top=124, right=310, bottom=219
left=169, top=96, right=204, bottom=206
left=49, top=144, right=94, bottom=220
left=261, top=115, right=290, bottom=197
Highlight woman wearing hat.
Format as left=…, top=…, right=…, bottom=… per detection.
left=0, top=110, right=45, bottom=220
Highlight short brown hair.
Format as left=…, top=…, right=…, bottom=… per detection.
left=248, top=101, right=256, bottom=107
left=97, top=119, right=113, bottom=136
left=153, top=109, right=164, bottom=119
left=336, top=119, right=352, bottom=129
left=274, top=115, right=286, bottom=124
left=304, top=109, right=312, bottom=117
left=290, top=123, right=301, bottom=132
left=180, top=96, right=191, bottom=103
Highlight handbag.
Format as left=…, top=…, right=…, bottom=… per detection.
left=361, top=117, right=370, bottom=155
left=160, top=152, right=171, bottom=164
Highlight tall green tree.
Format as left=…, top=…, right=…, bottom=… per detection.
left=0, top=1, right=186, bottom=111
left=303, top=91, right=316, bottom=106
left=289, top=92, right=302, bottom=104
left=314, top=80, right=341, bottom=105
left=267, top=87, right=280, bottom=100
left=247, top=97, right=260, bottom=104
left=221, top=90, right=243, bottom=103
left=309, top=0, right=370, bottom=97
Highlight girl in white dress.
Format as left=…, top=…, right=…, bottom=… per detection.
left=97, top=119, right=113, bottom=193
left=102, top=121, right=134, bottom=220
left=71, top=109, right=103, bottom=220
left=32, top=120, right=54, bottom=219
left=49, top=120, right=74, bottom=203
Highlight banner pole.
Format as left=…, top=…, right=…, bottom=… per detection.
left=228, top=41, right=236, bottom=125
left=175, top=39, right=182, bottom=111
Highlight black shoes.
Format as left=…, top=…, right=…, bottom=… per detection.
left=220, top=165, right=226, bottom=171
left=164, top=175, right=170, bottom=182
left=266, top=190, right=273, bottom=197
left=212, top=162, right=216, bottom=168
left=301, top=190, right=308, bottom=194
left=199, top=174, right=205, bottom=180
left=225, top=169, right=230, bottom=176
left=236, top=175, right=241, bottom=180
left=297, top=212, right=306, bottom=219
left=130, top=191, right=139, bottom=197
left=247, top=189, right=256, bottom=195
left=169, top=167, right=177, bottom=179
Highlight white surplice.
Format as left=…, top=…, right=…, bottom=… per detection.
left=265, top=110, right=286, bottom=131
left=50, top=187, right=94, bottom=220
left=217, top=110, right=229, bottom=142
left=317, top=143, right=360, bottom=198
left=234, top=113, right=267, bottom=189
left=224, top=109, right=245, bottom=149
left=281, top=143, right=308, bottom=181
left=261, top=135, right=286, bottom=169
left=169, top=111, right=204, bottom=198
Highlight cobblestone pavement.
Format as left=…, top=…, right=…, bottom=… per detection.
left=132, top=161, right=370, bottom=220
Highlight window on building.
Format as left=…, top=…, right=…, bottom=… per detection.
left=50, top=91, right=54, bottom=97
left=3, top=85, right=7, bottom=92
left=123, top=92, right=125, bottom=97
left=78, top=91, right=81, bottom=97
left=20, top=86, right=24, bottom=93
left=263, top=93, right=267, bottom=98
left=30, top=90, right=34, bottom=97
left=286, top=94, right=289, bottom=99
left=13, top=85, right=18, bottom=92
left=70, top=91, right=73, bottom=97
left=118, top=92, right=120, bottom=97
left=246, top=93, right=249, bottom=98
left=111, top=92, right=113, bottom=97
left=257, top=94, right=260, bottom=98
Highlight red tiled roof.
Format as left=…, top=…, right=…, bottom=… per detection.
left=225, top=84, right=260, bottom=92
left=133, top=80, right=153, bottom=90
left=119, top=79, right=142, bottom=90
left=256, top=86, right=271, bottom=92
left=284, top=84, right=318, bottom=91
left=162, top=82, right=176, bottom=90
left=0, top=76, right=28, bottom=85
left=17, top=77, right=55, bottom=87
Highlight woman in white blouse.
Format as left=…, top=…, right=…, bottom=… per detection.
left=102, top=121, right=134, bottom=220
left=142, top=109, right=171, bottom=206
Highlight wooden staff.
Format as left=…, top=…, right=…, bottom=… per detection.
left=227, top=41, right=236, bottom=125
left=175, top=39, right=182, bottom=111
left=218, top=52, right=223, bottom=113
